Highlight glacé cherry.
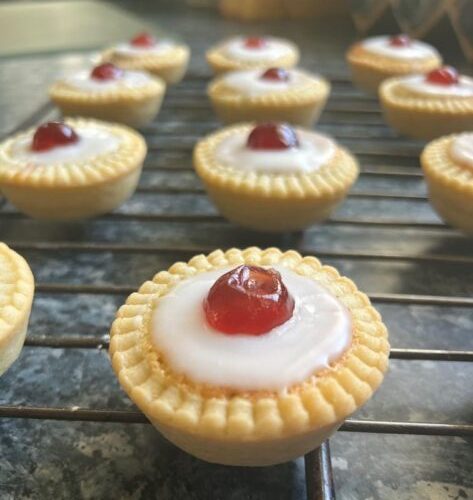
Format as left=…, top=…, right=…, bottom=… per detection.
left=425, top=66, right=459, bottom=86
left=90, top=63, right=124, bottom=81
left=31, top=122, right=79, bottom=152
left=204, top=265, right=295, bottom=335
left=130, top=32, right=156, bottom=47
left=244, top=36, right=267, bottom=49
left=261, top=67, right=289, bottom=82
left=389, top=34, right=411, bottom=47
left=247, top=123, right=299, bottom=150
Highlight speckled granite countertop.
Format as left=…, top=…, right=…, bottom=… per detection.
left=0, top=3, right=472, bottom=500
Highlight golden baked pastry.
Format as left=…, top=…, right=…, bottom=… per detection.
left=0, top=243, right=34, bottom=376
left=421, top=132, right=473, bottom=234
left=0, top=119, right=146, bottom=220
left=206, top=36, right=299, bottom=76
left=102, top=32, right=190, bottom=84
left=110, top=247, right=389, bottom=466
left=50, top=63, right=166, bottom=128
left=380, top=66, right=473, bottom=140
left=193, top=123, right=359, bottom=232
left=208, top=67, right=330, bottom=126
left=346, top=34, right=442, bottom=94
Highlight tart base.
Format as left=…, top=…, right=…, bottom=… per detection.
left=421, top=135, right=473, bottom=234
left=50, top=83, right=165, bottom=129
left=154, top=418, right=341, bottom=466
left=0, top=321, right=28, bottom=376
left=1, top=167, right=142, bottom=220
left=0, top=244, right=34, bottom=377
left=203, top=183, right=345, bottom=232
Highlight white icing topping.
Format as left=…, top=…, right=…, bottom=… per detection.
left=10, top=125, right=121, bottom=165
left=152, top=266, right=352, bottom=391
left=399, top=75, right=473, bottom=97
left=222, top=37, right=293, bottom=62
left=63, top=69, right=153, bottom=92
left=361, top=35, right=439, bottom=60
left=222, top=68, right=312, bottom=96
left=113, top=40, right=175, bottom=57
left=215, top=128, right=335, bottom=174
left=451, top=133, right=473, bottom=170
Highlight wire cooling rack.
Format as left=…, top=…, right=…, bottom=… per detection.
left=0, top=62, right=472, bottom=498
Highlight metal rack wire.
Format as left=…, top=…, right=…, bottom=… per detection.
left=1, top=71, right=472, bottom=500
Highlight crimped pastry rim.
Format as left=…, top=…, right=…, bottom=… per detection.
left=207, top=71, right=330, bottom=108
left=206, top=38, right=299, bottom=72
left=346, top=43, right=442, bottom=74
left=0, top=118, right=147, bottom=188
left=49, top=75, right=165, bottom=104
left=193, top=124, right=359, bottom=200
left=0, top=243, right=34, bottom=347
left=102, top=45, right=190, bottom=70
left=380, top=77, right=473, bottom=114
left=110, top=247, right=389, bottom=441
left=421, top=134, right=473, bottom=195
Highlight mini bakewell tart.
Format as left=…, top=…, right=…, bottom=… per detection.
left=421, top=132, right=473, bottom=234
left=49, top=63, right=166, bottom=128
left=193, top=123, right=359, bottom=232
left=0, top=243, right=34, bottom=376
left=380, top=66, right=473, bottom=140
left=109, top=247, right=389, bottom=466
left=346, top=34, right=442, bottom=94
left=102, top=32, right=190, bottom=84
left=206, top=36, right=299, bottom=76
left=208, top=67, right=330, bottom=127
left=0, top=119, right=146, bottom=220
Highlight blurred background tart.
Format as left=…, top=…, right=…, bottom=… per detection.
left=50, top=63, right=166, bottom=128
left=102, top=31, right=190, bottom=84
left=206, top=36, right=299, bottom=75
left=347, top=34, right=442, bottom=94
left=208, top=66, right=330, bottom=126
left=380, top=65, right=473, bottom=139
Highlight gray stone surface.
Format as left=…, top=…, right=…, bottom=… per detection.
left=0, top=2, right=472, bottom=499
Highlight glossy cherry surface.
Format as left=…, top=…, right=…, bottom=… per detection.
left=260, top=67, right=289, bottom=82
left=425, top=66, right=459, bottom=86
left=204, top=265, right=295, bottom=335
left=31, top=122, right=79, bottom=152
left=90, top=63, right=124, bottom=81
left=244, top=36, right=267, bottom=49
left=130, top=32, right=156, bottom=47
left=389, top=34, right=411, bottom=47
left=247, top=123, right=299, bottom=150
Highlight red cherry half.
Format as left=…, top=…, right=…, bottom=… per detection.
left=425, top=66, right=459, bottom=86
left=31, top=122, right=79, bottom=152
left=244, top=36, right=267, bottom=49
left=204, top=265, right=295, bottom=335
left=130, top=32, right=156, bottom=47
left=247, top=123, right=299, bottom=150
left=90, top=63, right=124, bottom=81
left=261, top=67, right=290, bottom=82
left=389, top=34, right=411, bottom=47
